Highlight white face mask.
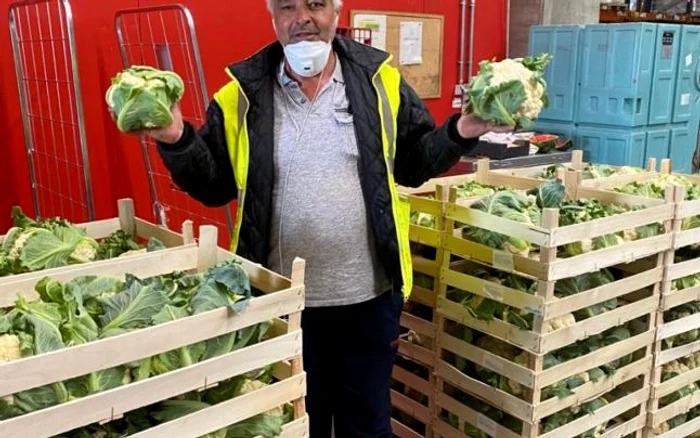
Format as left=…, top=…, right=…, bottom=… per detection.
left=273, top=15, right=338, bottom=78
left=283, top=40, right=332, bottom=78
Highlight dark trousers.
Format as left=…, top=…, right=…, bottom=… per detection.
left=301, top=290, right=404, bottom=438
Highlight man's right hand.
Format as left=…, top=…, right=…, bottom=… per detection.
left=113, top=104, right=185, bottom=145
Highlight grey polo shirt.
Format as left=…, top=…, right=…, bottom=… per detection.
left=267, top=56, right=391, bottom=307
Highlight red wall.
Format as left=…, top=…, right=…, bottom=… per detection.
left=0, top=0, right=507, bottom=231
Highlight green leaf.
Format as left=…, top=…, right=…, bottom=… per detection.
left=225, top=414, right=285, bottom=438
left=147, top=237, right=167, bottom=252
left=19, top=227, right=84, bottom=270
left=99, top=282, right=169, bottom=336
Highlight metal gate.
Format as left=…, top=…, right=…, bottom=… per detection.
left=9, top=0, right=94, bottom=222
left=114, top=4, right=233, bottom=245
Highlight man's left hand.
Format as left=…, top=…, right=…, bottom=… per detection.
left=457, top=113, right=514, bottom=139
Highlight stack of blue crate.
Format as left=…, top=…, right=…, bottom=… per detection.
left=529, top=23, right=700, bottom=173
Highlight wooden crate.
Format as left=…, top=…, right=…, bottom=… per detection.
left=492, top=150, right=658, bottom=184
left=0, top=198, right=195, bottom=305
left=583, top=164, right=700, bottom=437
left=393, top=182, right=462, bottom=438
left=431, top=169, right=674, bottom=437
left=395, top=173, right=508, bottom=437
left=0, top=225, right=308, bottom=438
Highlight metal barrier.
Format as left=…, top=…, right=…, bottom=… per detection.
left=9, top=0, right=94, bottom=222
left=114, top=4, right=234, bottom=245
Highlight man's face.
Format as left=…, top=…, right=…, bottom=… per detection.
left=271, top=0, right=338, bottom=45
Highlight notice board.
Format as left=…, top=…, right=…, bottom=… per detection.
left=350, top=10, right=444, bottom=99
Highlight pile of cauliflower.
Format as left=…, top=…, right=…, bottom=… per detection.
left=464, top=53, right=553, bottom=129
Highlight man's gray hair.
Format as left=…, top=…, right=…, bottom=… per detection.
left=266, top=0, right=343, bottom=12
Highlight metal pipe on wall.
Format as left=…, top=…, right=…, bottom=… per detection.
left=506, top=0, right=511, bottom=57
left=468, top=0, right=476, bottom=81
left=458, top=0, right=467, bottom=85
left=458, top=0, right=476, bottom=84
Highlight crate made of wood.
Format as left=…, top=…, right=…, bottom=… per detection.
left=492, top=150, right=657, bottom=185
left=0, top=225, right=308, bottom=438
left=430, top=173, right=675, bottom=435
left=434, top=373, right=649, bottom=438
left=0, top=198, right=195, bottom=302
left=391, top=355, right=435, bottom=438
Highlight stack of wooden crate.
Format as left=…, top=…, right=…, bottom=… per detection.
left=428, top=167, right=671, bottom=438
left=0, top=199, right=309, bottom=438
left=582, top=162, right=700, bottom=437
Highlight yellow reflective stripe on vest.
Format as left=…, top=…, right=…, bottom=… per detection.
left=213, top=70, right=250, bottom=253
left=372, top=59, right=413, bottom=301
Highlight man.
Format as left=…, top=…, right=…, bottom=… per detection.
left=120, top=0, right=510, bottom=435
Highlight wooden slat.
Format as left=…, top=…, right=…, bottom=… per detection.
left=657, top=311, right=700, bottom=341
left=392, top=365, right=432, bottom=396
left=409, top=196, right=443, bottom=216
left=0, top=287, right=303, bottom=396
left=409, top=225, right=441, bottom=248
left=655, top=362, right=700, bottom=400
left=437, top=296, right=541, bottom=352
left=391, top=419, right=425, bottom=438
left=408, top=285, right=435, bottom=307
left=657, top=338, right=700, bottom=366
left=548, top=234, right=672, bottom=281
left=541, top=296, right=657, bottom=352
left=442, top=266, right=545, bottom=314
left=446, top=203, right=552, bottom=247
left=401, top=312, right=435, bottom=338
left=576, top=186, right=665, bottom=208
left=134, top=218, right=186, bottom=247
left=667, top=256, right=700, bottom=282
left=674, top=226, right=700, bottom=249
left=435, top=360, right=533, bottom=422
left=539, top=330, right=654, bottom=388
left=80, top=217, right=121, bottom=239
left=435, top=392, right=521, bottom=438
left=0, top=333, right=303, bottom=438
left=599, top=414, right=645, bottom=438
left=662, top=285, right=700, bottom=311
left=440, top=331, right=536, bottom=387
left=655, top=412, right=700, bottom=438
left=398, top=174, right=475, bottom=196
left=0, top=244, right=199, bottom=308
left=545, top=267, right=661, bottom=319
left=391, top=389, right=431, bottom=424
left=652, top=387, right=700, bottom=425
left=538, top=387, right=649, bottom=438
left=398, top=339, right=435, bottom=367
left=413, top=256, right=439, bottom=278
left=433, top=420, right=470, bottom=438
left=443, top=236, right=546, bottom=279
left=677, top=199, right=700, bottom=219
left=129, top=373, right=307, bottom=438
left=533, top=358, right=651, bottom=421
left=549, top=205, right=673, bottom=246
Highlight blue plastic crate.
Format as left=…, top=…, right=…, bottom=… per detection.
left=576, top=126, right=646, bottom=167
left=670, top=124, right=697, bottom=173
left=649, top=25, right=682, bottom=126
left=577, top=23, right=658, bottom=128
left=529, top=25, right=583, bottom=123
left=674, top=25, right=700, bottom=124
left=645, top=128, right=671, bottom=165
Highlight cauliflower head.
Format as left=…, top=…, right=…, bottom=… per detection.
left=239, top=379, right=284, bottom=417
left=0, top=334, right=22, bottom=363
left=465, top=53, right=552, bottom=128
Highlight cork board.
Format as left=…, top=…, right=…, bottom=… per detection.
left=350, top=10, right=444, bottom=99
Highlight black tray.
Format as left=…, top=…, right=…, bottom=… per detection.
left=466, top=139, right=530, bottom=160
